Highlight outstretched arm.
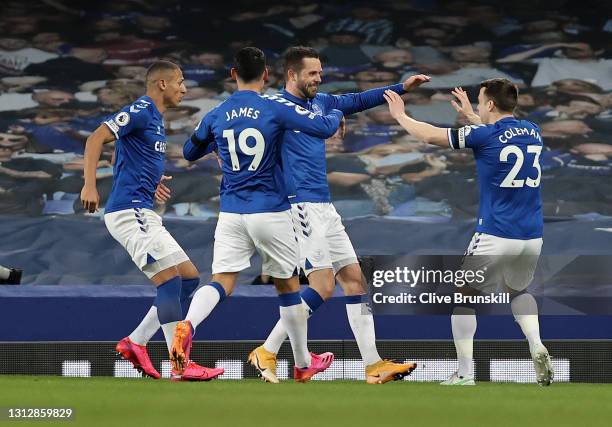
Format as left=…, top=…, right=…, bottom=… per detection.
left=383, top=90, right=449, bottom=147
left=276, top=101, right=343, bottom=139
left=322, top=74, right=431, bottom=115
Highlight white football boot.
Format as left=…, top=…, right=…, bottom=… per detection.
left=440, top=371, right=475, bottom=386
left=532, top=345, right=554, bottom=386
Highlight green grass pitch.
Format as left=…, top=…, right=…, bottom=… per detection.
left=1, top=376, right=611, bottom=427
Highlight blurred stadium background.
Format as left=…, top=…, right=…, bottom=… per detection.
left=0, top=0, right=611, bottom=383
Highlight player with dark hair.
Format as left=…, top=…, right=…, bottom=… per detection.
left=80, top=60, right=224, bottom=381
left=170, top=47, right=343, bottom=382
left=384, top=78, right=553, bottom=386
left=247, top=46, right=427, bottom=384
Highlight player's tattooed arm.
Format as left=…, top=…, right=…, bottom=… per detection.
left=450, top=87, right=482, bottom=125
left=80, top=124, right=115, bottom=213
left=383, top=90, right=448, bottom=147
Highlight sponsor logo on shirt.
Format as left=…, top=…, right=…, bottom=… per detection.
left=154, top=141, right=167, bottom=153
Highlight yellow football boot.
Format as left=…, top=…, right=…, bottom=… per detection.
left=365, top=359, right=417, bottom=384
left=248, top=345, right=279, bottom=384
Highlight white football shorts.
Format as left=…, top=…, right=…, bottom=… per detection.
left=212, top=210, right=299, bottom=279
left=290, top=202, right=358, bottom=276
left=104, top=208, right=189, bottom=279
left=461, top=232, right=543, bottom=293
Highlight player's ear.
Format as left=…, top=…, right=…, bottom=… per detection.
left=230, top=68, right=237, bottom=81
left=158, top=79, right=167, bottom=91
left=262, top=67, right=269, bottom=83
left=288, top=68, right=297, bottom=83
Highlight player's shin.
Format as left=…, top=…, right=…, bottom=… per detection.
left=278, top=291, right=311, bottom=368
left=155, top=276, right=183, bottom=351
left=511, top=293, right=543, bottom=353
left=128, top=305, right=160, bottom=346
left=345, top=295, right=382, bottom=366
left=128, top=276, right=198, bottom=347
left=180, top=277, right=200, bottom=317
left=185, top=282, right=226, bottom=331
left=451, top=306, right=477, bottom=377
left=263, top=287, right=324, bottom=354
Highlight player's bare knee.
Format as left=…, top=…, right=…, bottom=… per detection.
left=307, top=269, right=335, bottom=300
left=151, top=266, right=180, bottom=286
left=212, top=272, right=237, bottom=296
left=274, top=276, right=300, bottom=294
left=177, top=260, right=199, bottom=280
left=506, top=286, right=525, bottom=301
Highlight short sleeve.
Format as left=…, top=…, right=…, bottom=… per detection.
left=447, top=124, right=491, bottom=150
left=103, top=104, right=151, bottom=140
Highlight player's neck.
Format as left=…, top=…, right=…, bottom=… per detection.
left=146, top=91, right=167, bottom=114
left=487, top=112, right=514, bottom=124
left=236, top=82, right=264, bottom=94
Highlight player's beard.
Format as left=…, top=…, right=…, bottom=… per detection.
left=298, top=80, right=318, bottom=99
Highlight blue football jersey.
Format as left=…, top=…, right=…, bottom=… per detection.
left=279, top=84, right=405, bottom=203
left=448, top=117, right=544, bottom=239
left=184, top=90, right=343, bottom=214
left=104, top=96, right=167, bottom=214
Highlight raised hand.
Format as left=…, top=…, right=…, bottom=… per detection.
left=383, top=90, right=406, bottom=120
left=402, top=74, right=431, bottom=91
left=450, top=87, right=481, bottom=124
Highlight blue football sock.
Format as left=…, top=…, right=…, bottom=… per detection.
left=278, top=291, right=302, bottom=307
left=301, top=287, right=324, bottom=315
left=180, top=277, right=200, bottom=317
left=154, top=276, right=182, bottom=324
left=344, top=294, right=364, bottom=305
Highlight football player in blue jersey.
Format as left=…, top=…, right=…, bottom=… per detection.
left=384, top=78, right=553, bottom=386
left=170, top=47, right=342, bottom=382
left=80, top=60, right=223, bottom=382
left=248, top=47, right=427, bottom=384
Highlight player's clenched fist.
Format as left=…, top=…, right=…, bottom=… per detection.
left=155, top=175, right=172, bottom=203
left=80, top=185, right=100, bottom=213
left=383, top=90, right=406, bottom=120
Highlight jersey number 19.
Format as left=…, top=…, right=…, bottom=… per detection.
left=222, top=128, right=265, bottom=171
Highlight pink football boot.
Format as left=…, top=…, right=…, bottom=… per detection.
left=294, top=352, right=335, bottom=383
left=115, top=337, right=161, bottom=379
